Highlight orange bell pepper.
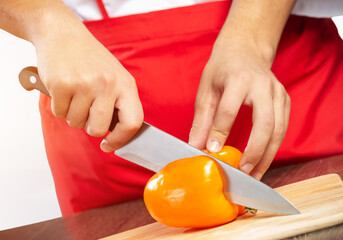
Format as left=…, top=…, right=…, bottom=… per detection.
left=208, top=146, right=246, bottom=216
left=144, top=146, right=246, bottom=228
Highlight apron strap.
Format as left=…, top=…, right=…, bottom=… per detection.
left=96, top=0, right=110, bottom=19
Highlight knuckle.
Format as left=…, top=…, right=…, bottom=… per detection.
left=51, top=104, right=67, bottom=118
left=107, top=138, right=124, bottom=149
left=95, top=107, right=107, bottom=118
left=273, top=126, right=286, bottom=140
left=120, top=72, right=136, bottom=88
left=201, top=63, right=214, bottom=79
left=55, top=78, right=73, bottom=92
left=88, top=127, right=107, bottom=137
left=100, top=74, right=115, bottom=89
left=286, top=93, right=291, bottom=104
left=43, top=74, right=57, bottom=90
left=276, top=82, right=286, bottom=93
left=210, top=126, right=229, bottom=140
left=234, top=71, right=251, bottom=84
left=220, top=105, right=237, bottom=119
left=261, top=74, right=273, bottom=83
left=194, top=98, right=217, bottom=116
left=263, top=79, right=274, bottom=93
left=126, top=74, right=136, bottom=84
left=73, top=72, right=117, bottom=94
left=190, top=123, right=199, bottom=131
left=255, top=74, right=274, bottom=92
left=263, top=117, right=275, bottom=132
left=76, top=78, right=92, bottom=94
left=125, top=118, right=143, bottom=133
left=249, top=147, right=265, bottom=159
left=89, top=72, right=117, bottom=93
left=194, top=100, right=206, bottom=112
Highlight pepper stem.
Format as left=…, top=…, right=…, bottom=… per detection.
left=244, top=207, right=257, bottom=214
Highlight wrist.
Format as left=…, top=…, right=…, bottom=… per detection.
left=214, top=32, right=276, bottom=67
left=23, top=3, right=84, bottom=47
left=214, top=0, right=296, bottom=67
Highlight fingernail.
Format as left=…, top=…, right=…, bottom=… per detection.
left=66, top=120, right=71, bottom=126
left=252, top=172, right=263, bottom=180
left=208, top=141, right=221, bottom=153
left=188, top=129, right=195, bottom=144
left=86, top=125, right=92, bottom=135
left=240, top=163, right=254, bottom=174
left=188, top=136, right=193, bottom=145
left=100, top=139, right=112, bottom=152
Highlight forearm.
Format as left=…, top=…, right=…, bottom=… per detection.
left=0, top=0, right=85, bottom=46
left=217, top=0, right=296, bottom=64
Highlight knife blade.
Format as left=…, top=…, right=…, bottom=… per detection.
left=19, top=66, right=300, bottom=215
left=116, top=122, right=300, bottom=215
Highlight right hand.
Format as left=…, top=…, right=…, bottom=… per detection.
left=34, top=15, right=143, bottom=152
left=189, top=37, right=290, bottom=180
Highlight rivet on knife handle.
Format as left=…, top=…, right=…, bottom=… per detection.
left=18, top=67, right=50, bottom=97
left=18, top=66, right=118, bottom=131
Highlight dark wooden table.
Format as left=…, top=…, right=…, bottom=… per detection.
left=1, top=155, right=343, bottom=240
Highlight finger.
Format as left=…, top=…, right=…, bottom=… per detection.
left=284, top=93, right=291, bottom=131
left=250, top=84, right=287, bottom=180
left=189, top=78, right=219, bottom=150
left=65, top=92, right=93, bottom=129
left=239, top=90, right=275, bottom=174
left=50, top=84, right=73, bottom=118
left=85, top=94, right=116, bottom=137
left=189, top=94, right=219, bottom=150
left=206, top=82, right=246, bottom=153
left=100, top=95, right=144, bottom=152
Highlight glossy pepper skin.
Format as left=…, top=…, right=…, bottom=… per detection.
left=143, top=146, right=243, bottom=228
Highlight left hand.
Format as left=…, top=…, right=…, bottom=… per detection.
left=189, top=37, right=291, bottom=180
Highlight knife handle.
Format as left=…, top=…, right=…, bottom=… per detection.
left=18, top=66, right=50, bottom=97
left=18, top=66, right=118, bottom=131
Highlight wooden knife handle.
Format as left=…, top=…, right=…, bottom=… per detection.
left=18, top=66, right=118, bottom=131
left=18, top=66, right=51, bottom=97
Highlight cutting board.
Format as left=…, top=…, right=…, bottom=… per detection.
left=102, top=174, right=343, bottom=240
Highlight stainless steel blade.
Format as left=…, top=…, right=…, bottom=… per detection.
left=115, top=122, right=300, bottom=215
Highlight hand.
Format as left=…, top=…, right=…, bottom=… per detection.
left=34, top=13, right=143, bottom=152
left=189, top=38, right=291, bottom=180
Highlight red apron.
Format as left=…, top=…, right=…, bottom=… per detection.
left=39, top=0, right=343, bottom=215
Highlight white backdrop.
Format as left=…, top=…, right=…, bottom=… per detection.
left=0, top=17, right=342, bottom=231
left=0, top=31, right=61, bottom=230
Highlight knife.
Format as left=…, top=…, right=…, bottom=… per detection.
left=19, top=66, right=300, bottom=215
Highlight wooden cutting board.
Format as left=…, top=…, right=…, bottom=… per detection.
left=102, top=174, right=343, bottom=240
